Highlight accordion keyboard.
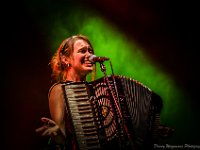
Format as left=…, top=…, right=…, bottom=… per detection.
left=64, top=82, right=101, bottom=150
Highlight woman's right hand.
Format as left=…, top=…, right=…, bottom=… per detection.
left=36, top=117, right=66, bottom=147
left=35, top=117, right=60, bottom=137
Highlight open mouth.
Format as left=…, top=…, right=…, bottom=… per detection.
left=81, top=58, right=93, bottom=66
left=83, top=61, right=93, bottom=66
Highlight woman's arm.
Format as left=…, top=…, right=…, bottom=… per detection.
left=48, top=83, right=66, bottom=145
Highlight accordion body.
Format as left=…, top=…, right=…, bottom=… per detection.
left=63, top=75, right=162, bottom=150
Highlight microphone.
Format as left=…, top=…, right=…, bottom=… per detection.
left=89, top=55, right=110, bottom=63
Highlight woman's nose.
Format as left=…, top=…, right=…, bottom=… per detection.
left=86, top=51, right=93, bottom=58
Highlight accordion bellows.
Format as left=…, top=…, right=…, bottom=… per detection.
left=62, top=75, right=162, bottom=150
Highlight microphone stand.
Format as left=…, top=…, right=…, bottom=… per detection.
left=99, top=62, right=134, bottom=149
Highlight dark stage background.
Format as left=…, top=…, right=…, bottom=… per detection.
left=3, top=0, right=199, bottom=149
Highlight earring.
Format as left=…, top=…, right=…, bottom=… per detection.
left=67, top=63, right=70, bottom=68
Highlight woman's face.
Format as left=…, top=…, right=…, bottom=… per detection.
left=69, top=39, right=94, bottom=76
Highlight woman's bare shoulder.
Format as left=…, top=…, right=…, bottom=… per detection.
left=48, top=82, right=65, bottom=98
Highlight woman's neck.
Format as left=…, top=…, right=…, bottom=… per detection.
left=65, top=70, right=86, bottom=82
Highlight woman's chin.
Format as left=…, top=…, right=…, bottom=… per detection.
left=81, top=66, right=92, bottom=73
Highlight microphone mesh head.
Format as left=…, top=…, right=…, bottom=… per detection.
left=89, top=55, right=96, bottom=63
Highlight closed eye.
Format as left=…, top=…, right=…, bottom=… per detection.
left=78, top=47, right=94, bottom=54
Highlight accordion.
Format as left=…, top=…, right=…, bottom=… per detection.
left=63, top=75, right=163, bottom=150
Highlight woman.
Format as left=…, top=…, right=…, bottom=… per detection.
left=36, top=34, right=95, bottom=150
left=36, top=34, right=172, bottom=150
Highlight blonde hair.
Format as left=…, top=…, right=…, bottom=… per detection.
left=50, top=34, right=96, bottom=82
